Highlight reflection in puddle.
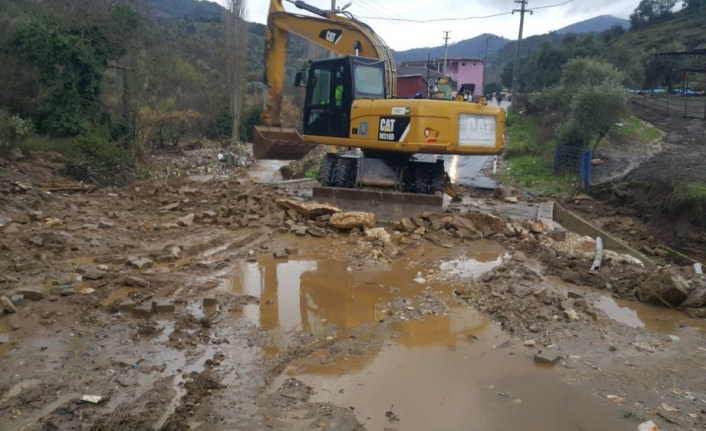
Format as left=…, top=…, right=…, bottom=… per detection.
left=227, top=250, right=503, bottom=336
left=594, top=296, right=644, bottom=328
left=282, top=323, right=634, bottom=431
left=594, top=296, right=706, bottom=333
left=439, top=252, right=507, bottom=279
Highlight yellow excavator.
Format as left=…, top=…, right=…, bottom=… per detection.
left=254, top=0, right=505, bottom=206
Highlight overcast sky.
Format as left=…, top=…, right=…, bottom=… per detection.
left=221, top=0, right=639, bottom=51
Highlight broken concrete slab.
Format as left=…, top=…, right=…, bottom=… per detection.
left=127, top=258, right=153, bottom=270
left=152, top=300, right=175, bottom=314
left=534, top=352, right=561, bottom=365
left=119, top=299, right=135, bottom=313
left=158, top=202, right=181, bottom=212
left=132, top=304, right=152, bottom=318
left=276, top=199, right=342, bottom=219
left=307, top=226, right=327, bottom=238
left=10, top=294, right=24, bottom=306
left=177, top=213, right=195, bottom=227
left=16, top=288, right=44, bottom=301
left=203, top=297, right=218, bottom=307
left=292, top=225, right=308, bottom=237
left=49, top=286, right=75, bottom=296
left=83, top=272, right=104, bottom=280
left=124, top=276, right=148, bottom=287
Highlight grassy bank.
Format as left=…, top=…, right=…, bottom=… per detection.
left=496, top=114, right=574, bottom=197
left=497, top=113, right=663, bottom=198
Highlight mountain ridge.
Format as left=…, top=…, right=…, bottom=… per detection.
left=391, top=14, right=630, bottom=64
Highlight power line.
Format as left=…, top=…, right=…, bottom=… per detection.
left=354, top=0, right=404, bottom=27
left=361, top=0, right=408, bottom=20
left=356, top=11, right=513, bottom=23
left=356, top=0, right=576, bottom=23
left=347, top=1, right=403, bottom=29
left=528, top=0, right=576, bottom=11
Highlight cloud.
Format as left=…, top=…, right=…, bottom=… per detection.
left=218, top=0, right=640, bottom=51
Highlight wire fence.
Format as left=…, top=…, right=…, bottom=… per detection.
left=630, top=94, right=706, bottom=120
left=553, top=145, right=592, bottom=190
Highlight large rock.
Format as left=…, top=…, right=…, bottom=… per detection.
left=463, top=212, right=507, bottom=236
left=397, top=217, right=417, bottom=233
left=637, top=268, right=691, bottom=307
left=276, top=199, right=341, bottom=219
left=329, top=212, right=377, bottom=230
left=450, top=215, right=482, bottom=239
left=1, top=296, right=17, bottom=313
left=177, top=213, right=195, bottom=227
left=365, top=227, right=390, bottom=242
left=16, top=288, right=44, bottom=301
left=680, top=285, right=706, bottom=310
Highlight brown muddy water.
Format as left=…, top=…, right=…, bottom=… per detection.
left=594, top=295, right=706, bottom=333
left=224, top=249, right=636, bottom=431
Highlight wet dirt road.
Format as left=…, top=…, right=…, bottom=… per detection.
left=1, top=159, right=706, bottom=431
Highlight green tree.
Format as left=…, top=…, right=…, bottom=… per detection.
left=682, top=0, right=706, bottom=11
left=10, top=7, right=135, bottom=136
left=533, top=58, right=628, bottom=151
left=630, top=0, right=677, bottom=28
left=630, top=0, right=656, bottom=28
left=570, top=83, right=629, bottom=150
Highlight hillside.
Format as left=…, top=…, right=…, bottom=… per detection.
left=555, top=15, right=629, bottom=34
left=392, top=34, right=511, bottom=64
left=610, top=10, right=706, bottom=51
left=391, top=14, right=629, bottom=65
left=147, top=0, right=224, bottom=20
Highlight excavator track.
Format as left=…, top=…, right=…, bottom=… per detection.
left=312, top=154, right=447, bottom=221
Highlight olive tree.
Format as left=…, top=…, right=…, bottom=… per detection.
left=533, top=57, right=629, bottom=151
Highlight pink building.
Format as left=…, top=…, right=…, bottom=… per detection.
left=443, top=57, right=485, bottom=95
left=399, top=57, right=485, bottom=95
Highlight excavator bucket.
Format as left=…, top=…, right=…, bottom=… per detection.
left=252, top=125, right=316, bottom=160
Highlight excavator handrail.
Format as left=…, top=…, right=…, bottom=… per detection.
left=262, top=0, right=397, bottom=127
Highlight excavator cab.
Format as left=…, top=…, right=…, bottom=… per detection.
left=303, top=56, right=385, bottom=139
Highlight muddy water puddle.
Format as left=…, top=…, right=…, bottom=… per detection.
left=278, top=319, right=634, bottom=431
left=100, top=287, right=141, bottom=307
left=225, top=247, right=504, bottom=335
left=226, top=250, right=635, bottom=429
left=594, top=295, right=706, bottom=333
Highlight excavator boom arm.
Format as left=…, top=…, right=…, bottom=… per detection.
left=263, top=0, right=396, bottom=126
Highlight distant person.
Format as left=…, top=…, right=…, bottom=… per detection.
left=495, top=92, right=503, bottom=106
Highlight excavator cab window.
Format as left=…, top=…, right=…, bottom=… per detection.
left=352, top=61, right=384, bottom=99
left=303, top=57, right=352, bottom=138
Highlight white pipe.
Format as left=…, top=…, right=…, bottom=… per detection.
left=493, top=156, right=497, bottom=174
left=590, top=237, right=603, bottom=271
left=695, top=263, right=703, bottom=274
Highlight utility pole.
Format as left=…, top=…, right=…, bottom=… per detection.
left=442, top=31, right=451, bottom=76
left=483, top=35, right=495, bottom=95
left=510, top=0, right=532, bottom=113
